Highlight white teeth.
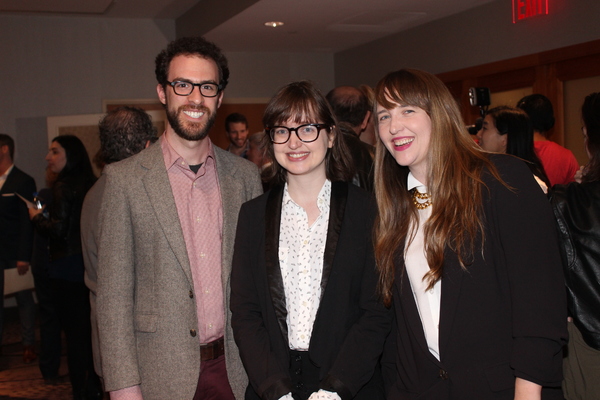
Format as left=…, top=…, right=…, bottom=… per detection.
left=393, top=138, right=414, bottom=146
left=183, top=110, right=204, bottom=118
left=288, top=152, right=308, bottom=158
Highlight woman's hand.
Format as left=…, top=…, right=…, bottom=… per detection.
left=574, top=165, right=585, bottom=183
left=514, top=377, right=541, bottom=400
left=28, top=206, right=43, bottom=220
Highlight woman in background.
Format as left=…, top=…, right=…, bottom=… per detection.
left=477, top=106, right=550, bottom=191
left=373, top=69, right=567, bottom=399
left=231, top=81, right=391, bottom=400
left=550, top=92, right=600, bottom=400
left=30, top=135, right=100, bottom=400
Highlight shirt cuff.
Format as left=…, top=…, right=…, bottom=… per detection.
left=110, top=385, right=143, bottom=400
left=308, top=389, right=342, bottom=400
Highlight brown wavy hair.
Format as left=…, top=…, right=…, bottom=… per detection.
left=373, top=69, right=503, bottom=307
left=261, top=81, right=355, bottom=185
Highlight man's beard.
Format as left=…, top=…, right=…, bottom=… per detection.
left=166, top=104, right=216, bottom=142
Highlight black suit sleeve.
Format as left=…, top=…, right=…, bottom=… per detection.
left=318, top=196, right=392, bottom=399
left=231, top=201, right=292, bottom=400
left=16, top=173, right=37, bottom=262
left=490, top=156, right=567, bottom=386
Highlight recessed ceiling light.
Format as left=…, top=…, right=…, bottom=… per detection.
left=264, top=21, right=284, bottom=28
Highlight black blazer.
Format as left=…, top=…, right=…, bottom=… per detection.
left=383, top=155, right=568, bottom=400
left=0, top=166, right=36, bottom=266
left=231, top=182, right=392, bottom=400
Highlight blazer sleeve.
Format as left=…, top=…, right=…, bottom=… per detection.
left=96, top=167, right=141, bottom=391
left=490, top=156, right=567, bottom=386
left=319, top=197, right=392, bottom=399
left=32, top=180, right=73, bottom=241
left=230, top=200, right=292, bottom=400
left=16, top=174, right=36, bottom=262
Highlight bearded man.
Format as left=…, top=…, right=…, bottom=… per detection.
left=95, top=37, right=262, bottom=400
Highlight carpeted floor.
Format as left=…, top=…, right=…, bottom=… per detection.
left=0, top=305, right=73, bottom=399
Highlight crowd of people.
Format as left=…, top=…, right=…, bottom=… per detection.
left=0, top=35, right=599, bottom=400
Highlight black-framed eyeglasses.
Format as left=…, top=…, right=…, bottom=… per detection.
left=267, top=123, right=331, bottom=144
left=166, top=80, right=222, bottom=97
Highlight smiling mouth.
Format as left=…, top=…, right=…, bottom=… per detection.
left=288, top=152, right=309, bottom=158
left=393, top=138, right=414, bottom=146
left=183, top=110, right=205, bottom=119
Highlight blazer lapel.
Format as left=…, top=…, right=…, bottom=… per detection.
left=437, top=250, right=464, bottom=360
left=265, top=185, right=289, bottom=342
left=320, top=181, right=347, bottom=297
left=214, top=148, right=236, bottom=290
left=139, top=143, right=193, bottom=285
left=397, top=260, right=442, bottom=366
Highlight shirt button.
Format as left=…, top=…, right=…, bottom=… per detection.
left=303, top=240, right=308, bottom=245
left=439, top=369, right=449, bottom=380
left=200, top=252, right=206, bottom=258
left=208, top=323, right=213, bottom=329
left=190, top=329, right=197, bottom=337
left=193, top=182, right=196, bottom=187
left=189, top=290, right=194, bottom=299
left=196, top=216, right=201, bottom=222
left=205, top=289, right=210, bottom=294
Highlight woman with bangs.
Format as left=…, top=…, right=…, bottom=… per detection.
left=230, top=81, right=391, bottom=400
left=373, top=69, right=567, bottom=400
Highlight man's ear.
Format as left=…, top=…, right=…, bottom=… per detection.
left=157, top=84, right=166, bottom=105
left=360, top=110, right=371, bottom=131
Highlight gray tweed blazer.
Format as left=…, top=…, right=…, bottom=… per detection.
left=96, top=141, right=262, bottom=400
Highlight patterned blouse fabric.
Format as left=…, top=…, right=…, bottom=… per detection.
left=279, top=179, right=331, bottom=350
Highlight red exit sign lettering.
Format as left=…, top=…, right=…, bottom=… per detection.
left=512, top=0, right=549, bottom=23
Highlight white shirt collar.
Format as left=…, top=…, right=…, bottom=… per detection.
left=407, top=171, right=426, bottom=192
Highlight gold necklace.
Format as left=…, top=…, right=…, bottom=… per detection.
left=412, top=189, right=432, bottom=209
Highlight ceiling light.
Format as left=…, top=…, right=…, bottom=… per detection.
left=264, top=21, right=284, bottom=28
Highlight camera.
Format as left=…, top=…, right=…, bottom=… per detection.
left=468, top=87, right=490, bottom=107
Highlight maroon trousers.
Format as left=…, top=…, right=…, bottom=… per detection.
left=193, top=354, right=235, bottom=400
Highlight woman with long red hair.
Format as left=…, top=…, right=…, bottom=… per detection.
left=373, top=69, right=567, bottom=400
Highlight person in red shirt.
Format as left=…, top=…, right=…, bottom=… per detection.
left=517, top=94, right=579, bottom=186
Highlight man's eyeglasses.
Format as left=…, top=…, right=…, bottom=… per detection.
left=266, top=123, right=331, bottom=144
left=167, top=81, right=222, bottom=97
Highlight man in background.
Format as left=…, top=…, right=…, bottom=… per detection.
left=326, top=86, right=374, bottom=192
left=225, top=112, right=249, bottom=158
left=0, top=133, right=37, bottom=364
left=81, top=106, right=157, bottom=384
left=517, top=94, right=579, bottom=186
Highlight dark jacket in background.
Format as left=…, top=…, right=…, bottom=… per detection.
left=551, top=181, right=600, bottom=349
left=0, top=166, right=36, bottom=266
left=32, top=175, right=92, bottom=262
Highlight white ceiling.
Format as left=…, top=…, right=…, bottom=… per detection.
left=0, top=0, right=494, bottom=52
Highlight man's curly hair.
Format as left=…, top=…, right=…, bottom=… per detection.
left=155, top=36, right=229, bottom=90
left=98, top=107, right=157, bottom=165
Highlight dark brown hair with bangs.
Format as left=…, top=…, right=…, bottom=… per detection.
left=373, top=69, right=503, bottom=307
left=261, top=81, right=354, bottom=185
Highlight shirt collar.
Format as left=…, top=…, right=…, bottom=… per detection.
left=283, top=179, right=331, bottom=212
left=0, top=164, right=14, bottom=180
left=407, top=171, right=427, bottom=192
left=161, top=134, right=215, bottom=171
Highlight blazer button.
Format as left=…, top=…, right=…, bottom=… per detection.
left=439, top=369, right=449, bottom=380
left=189, top=290, right=194, bottom=299
left=190, top=329, right=197, bottom=337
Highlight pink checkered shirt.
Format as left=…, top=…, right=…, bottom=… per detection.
left=161, top=135, right=225, bottom=344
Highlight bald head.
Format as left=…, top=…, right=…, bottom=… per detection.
left=326, top=86, right=370, bottom=135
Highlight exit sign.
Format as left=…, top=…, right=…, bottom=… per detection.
left=512, top=0, right=549, bottom=23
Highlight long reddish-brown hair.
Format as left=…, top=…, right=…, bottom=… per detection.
left=373, top=69, right=502, bottom=307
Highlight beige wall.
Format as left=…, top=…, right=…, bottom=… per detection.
left=335, top=0, right=600, bottom=86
